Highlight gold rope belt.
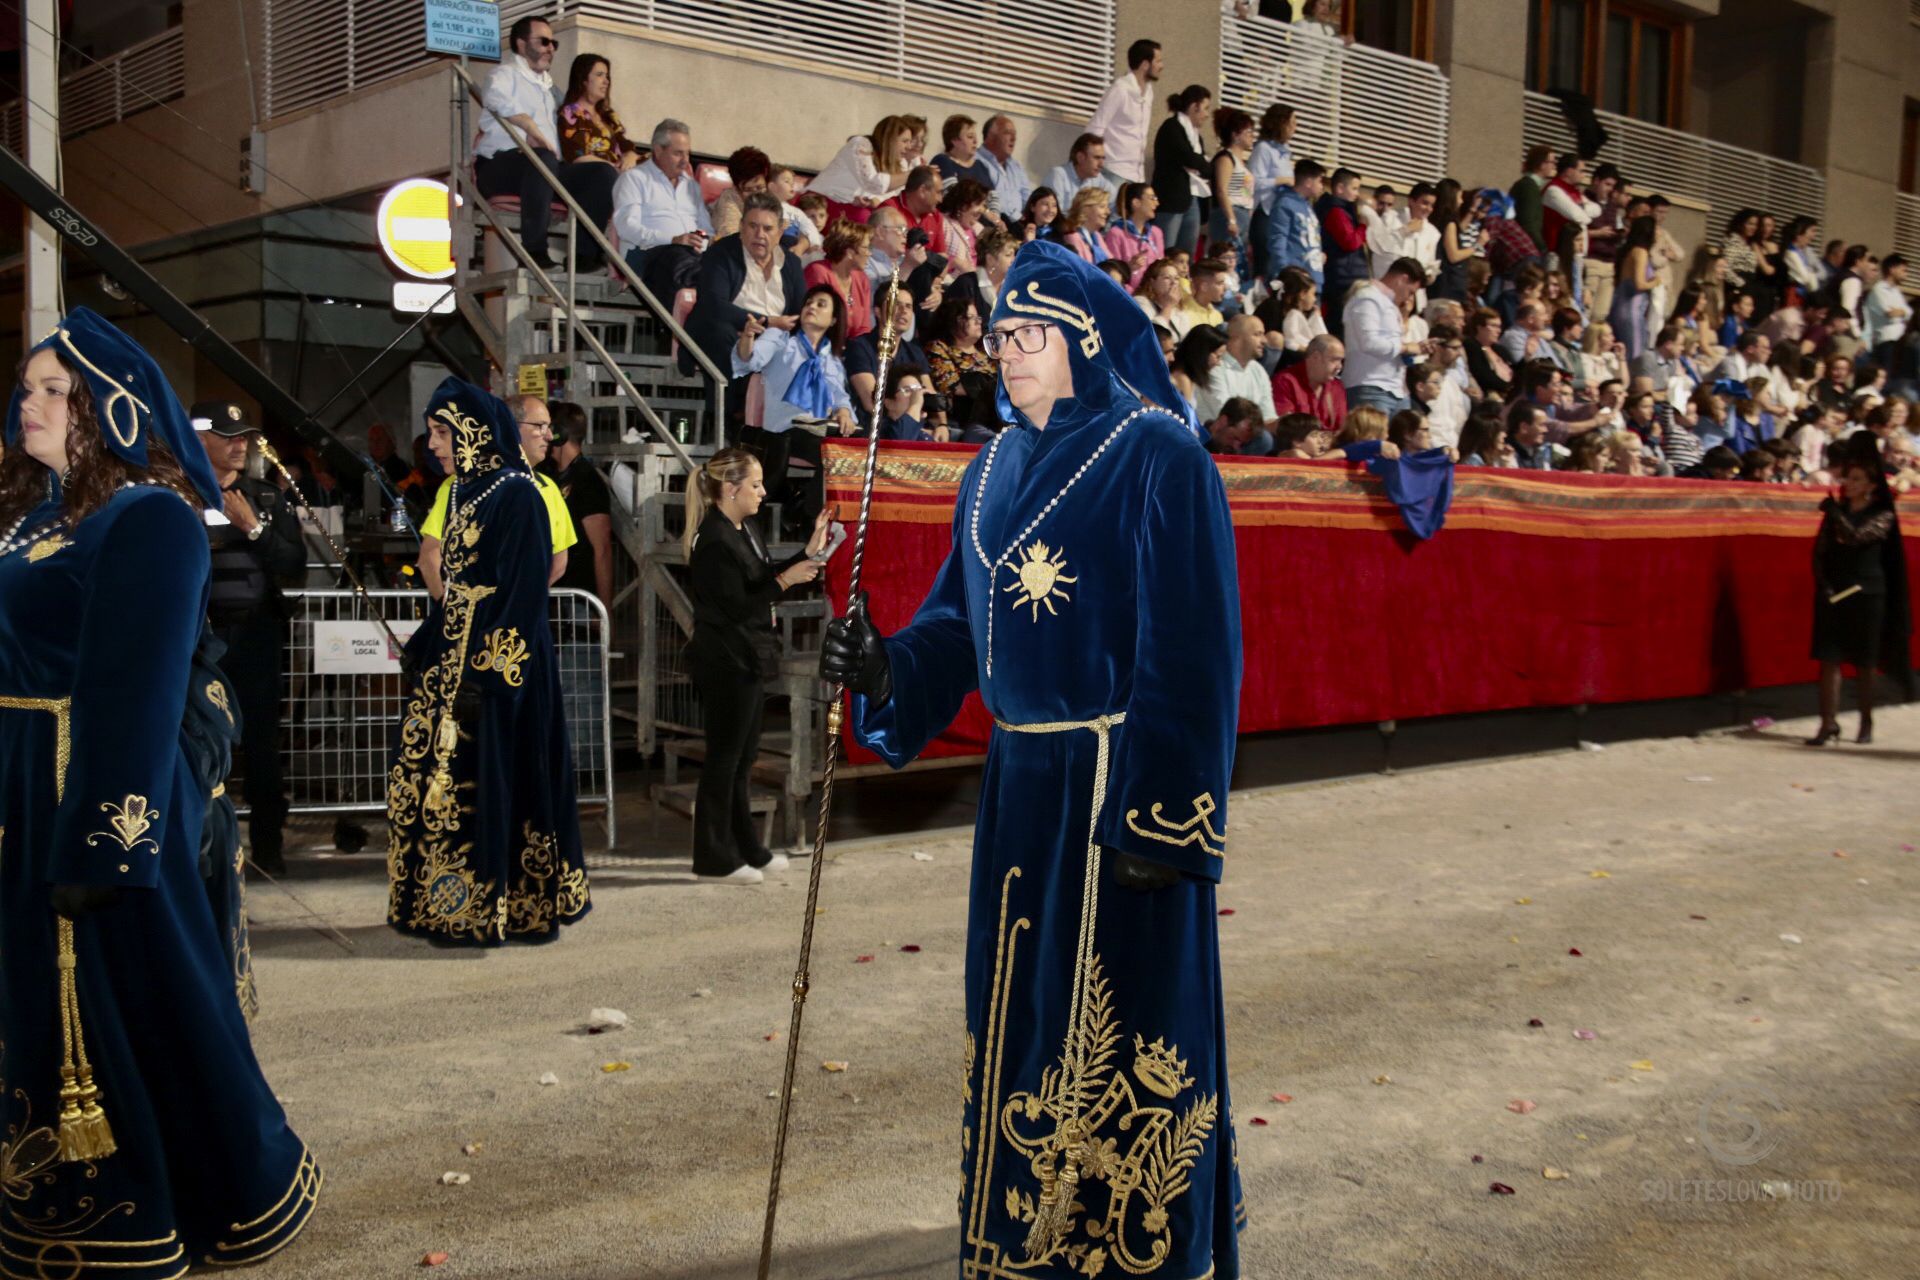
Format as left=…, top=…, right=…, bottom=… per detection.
left=991, top=712, right=1126, bottom=735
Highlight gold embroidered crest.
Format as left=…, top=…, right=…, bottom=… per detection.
left=1124, top=793, right=1226, bottom=858
left=472, top=627, right=530, bottom=688
left=205, top=681, right=233, bottom=723
left=25, top=535, right=67, bottom=563
left=85, top=794, right=161, bottom=855
left=1002, top=541, right=1077, bottom=620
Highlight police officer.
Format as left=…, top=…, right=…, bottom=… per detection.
left=193, top=401, right=305, bottom=875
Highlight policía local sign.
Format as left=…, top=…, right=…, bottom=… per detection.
left=425, top=0, right=502, bottom=60
left=377, top=177, right=459, bottom=313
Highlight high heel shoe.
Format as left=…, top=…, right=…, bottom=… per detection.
left=1855, top=720, right=1873, bottom=745
left=1804, top=723, right=1841, bottom=747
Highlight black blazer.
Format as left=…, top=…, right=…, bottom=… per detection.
left=1150, top=115, right=1210, bottom=214
left=685, top=510, right=806, bottom=677
left=681, top=234, right=805, bottom=376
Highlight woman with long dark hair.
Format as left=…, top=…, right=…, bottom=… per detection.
left=1806, top=440, right=1913, bottom=745
left=1169, top=322, right=1228, bottom=414
left=1247, top=103, right=1297, bottom=279
left=1607, top=215, right=1659, bottom=360
left=734, top=283, right=856, bottom=534
left=1150, top=84, right=1214, bottom=255
left=557, top=52, right=638, bottom=268
left=681, top=448, right=829, bottom=881
left=1015, top=185, right=1061, bottom=242
left=0, top=308, right=317, bottom=1266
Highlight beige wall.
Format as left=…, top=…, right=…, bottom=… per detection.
left=1432, top=0, right=1530, bottom=192
left=1800, top=0, right=1905, bottom=250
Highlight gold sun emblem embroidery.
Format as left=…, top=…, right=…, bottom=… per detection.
left=1001, top=541, right=1077, bottom=620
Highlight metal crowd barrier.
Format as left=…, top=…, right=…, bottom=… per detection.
left=274, top=588, right=616, bottom=847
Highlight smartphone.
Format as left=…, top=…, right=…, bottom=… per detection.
left=811, top=521, right=848, bottom=563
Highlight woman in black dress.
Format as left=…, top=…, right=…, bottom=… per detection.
left=683, top=448, right=832, bottom=881
left=1807, top=442, right=1913, bottom=745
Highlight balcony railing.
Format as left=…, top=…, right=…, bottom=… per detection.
left=1522, top=91, right=1824, bottom=234
left=1895, top=193, right=1920, bottom=265
left=0, top=26, right=186, bottom=152
left=1219, top=4, right=1450, bottom=191
left=264, top=0, right=1116, bottom=122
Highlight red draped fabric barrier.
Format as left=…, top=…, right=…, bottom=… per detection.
left=822, top=441, right=1920, bottom=763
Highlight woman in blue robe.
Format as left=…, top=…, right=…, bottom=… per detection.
left=824, top=241, right=1246, bottom=1279
left=386, top=378, right=589, bottom=945
left=0, top=308, right=317, bottom=1275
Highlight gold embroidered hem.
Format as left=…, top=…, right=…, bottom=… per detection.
left=199, top=1147, right=323, bottom=1268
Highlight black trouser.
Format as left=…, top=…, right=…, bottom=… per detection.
left=476, top=146, right=566, bottom=259
left=624, top=242, right=703, bottom=300
left=214, top=614, right=288, bottom=866
left=562, top=159, right=621, bottom=266
left=690, top=655, right=771, bottom=876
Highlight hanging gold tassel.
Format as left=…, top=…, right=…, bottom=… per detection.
left=55, top=916, right=116, bottom=1163
left=1022, top=1143, right=1081, bottom=1261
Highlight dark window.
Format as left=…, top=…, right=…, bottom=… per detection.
left=1901, top=100, right=1920, bottom=196
left=1529, top=1, right=1687, bottom=127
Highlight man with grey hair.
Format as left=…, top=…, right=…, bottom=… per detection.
left=975, top=113, right=1033, bottom=222
left=612, top=117, right=712, bottom=297
left=866, top=204, right=930, bottom=287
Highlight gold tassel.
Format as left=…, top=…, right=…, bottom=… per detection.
left=1022, top=1149, right=1080, bottom=1261
left=55, top=917, right=116, bottom=1163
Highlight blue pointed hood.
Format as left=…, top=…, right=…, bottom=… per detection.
left=425, top=376, right=530, bottom=483
left=5, top=306, right=222, bottom=506
left=990, top=239, right=1200, bottom=438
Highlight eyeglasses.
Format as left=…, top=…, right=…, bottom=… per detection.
left=897, top=383, right=926, bottom=396
left=982, top=323, right=1051, bottom=359
left=531, top=36, right=558, bottom=48
left=516, top=419, right=553, bottom=434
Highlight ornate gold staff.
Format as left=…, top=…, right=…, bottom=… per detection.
left=252, top=435, right=406, bottom=658
left=757, top=264, right=904, bottom=1280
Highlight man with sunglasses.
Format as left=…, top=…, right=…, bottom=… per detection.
left=822, top=240, right=1247, bottom=1279
left=416, top=395, right=576, bottom=598
left=475, top=16, right=589, bottom=270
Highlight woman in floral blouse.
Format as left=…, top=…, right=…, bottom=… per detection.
left=925, top=293, right=995, bottom=424
left=559, top=53, right=638, bottom=269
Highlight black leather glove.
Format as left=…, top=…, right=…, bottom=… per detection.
left=1109, top=850, right=1181, bottom=893
left=453, top=683, right=483, bottom=730
left=820, top=592, right=892, bottom=706
left=51, top=884, right=122, bottom=918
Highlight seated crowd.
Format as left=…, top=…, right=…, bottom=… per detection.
left=479, top=17, right=1920, bottom=515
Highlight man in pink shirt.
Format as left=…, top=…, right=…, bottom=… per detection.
left=1271, top=334, right=1348, bottom=433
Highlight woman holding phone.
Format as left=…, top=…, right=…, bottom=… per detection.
left=683, top=449, right=834, bottom=882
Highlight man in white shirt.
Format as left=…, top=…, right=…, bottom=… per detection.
left=1710, top=330, right=1772, bottom=386
left=1197, top=314, right=1279, bottom=426
left=1864, top=253, right=1912, bottom=376
left=612, top=119, right=713, bottom=298
left=1044, top=134, right=1120, bottom=210
left=1498, top=302, right=1567, bottom=373
left=474, top=15, right=567, bottom=268
left=1366, top=181, right=1440, bottom=286
left=976, top=115, right=1034, bottom=221
left=1342, top=258, right=1427, bottom=415
left=1085, top=38, right=1161, bottom=183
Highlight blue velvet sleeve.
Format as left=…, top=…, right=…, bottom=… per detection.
left=1094, top=435, right=1243, bottom=882
left=851, top=465, right=981, bottom=768
left=51, top=490, right=209, bottom=889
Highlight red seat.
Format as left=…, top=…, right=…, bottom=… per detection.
left=696, top=163, right=733, bottom=208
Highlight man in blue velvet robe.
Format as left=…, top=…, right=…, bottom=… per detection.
left=823, top=240, right=1246, bottom=1279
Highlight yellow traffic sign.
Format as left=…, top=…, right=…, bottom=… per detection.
left=377, top=178, right=458, bottom=280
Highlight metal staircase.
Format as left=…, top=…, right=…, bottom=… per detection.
left=446, top=66, right=828, bottom=845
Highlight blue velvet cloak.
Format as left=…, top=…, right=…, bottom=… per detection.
left=0, top=486, right=317, bottom=1277
left=853, top=243, right=1247, bottom=1278
left=386, top=380, right=588, bottom=945
left=184, top=627, right=257, bottom=1022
